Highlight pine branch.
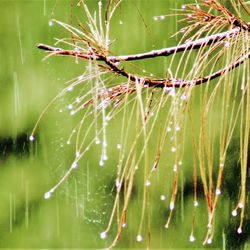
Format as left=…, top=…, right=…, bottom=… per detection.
left=37, top=27, right=241, bottom=62
left=102, top=51, right=250, bottom=88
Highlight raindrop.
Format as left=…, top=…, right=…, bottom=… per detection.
left=29, top=135, right=35, bottom=142
left=66, top=140, right=71, bottom=145
left=170, top=201, right=175, bottom=210
left=207, top=238, right=212, bottom=244
left=70, top=110, right=75, bottom=116
left=196, top=4, right=201, bottom=10
left=48, top=20, right=53, bottom=26
left=182, top=4, right=186, bottom=10
left=98, top=1, right=103, bottom=7
left=232, top=210, right=237, bottom=216
left=115, top=179, right=120, bottom=188
left=78, top=75, right=84, bottom=81
left=175, top=125, right=180, bottom=131
left=67, top=104, right=73, bottom=110
left=102, top=155, right=108, bottom=161
left=95, top=138, right=100, bottom=144
left=237, top=228, right=242, bottom=234
left=44, top=191, right=52, bottom=200
left=173, top=164, right=177, bottom=172
left=72, top=162, right=78, bottom=169
left=160, top=195, right=166, bottom=201
left=189, top=235, right=195, bottom=242
left=181, top=94, right=188, bottom=100
left=76, top=151, right=80, bottom=158
left=100, top=231, right=107, bottom=239
left=239, top=202, right=244, bottom=208
left=194, top=201, right=199, bottom=207
left=171, top=146, right=176, bottom=153
left=119, top=20, right=123, bottom=25
left=136, top=234, right=143, bottom=242
left=215, top=189, right=221, bottom=195
left=67, top=86, right=74, bottom=92
left=99, top=159, right=104, bottom=167
left=145, top=180, right=151, bottom=186
left=153, top=16, right=158, bottom=21
left=122, top=223, right=126, bottom=228
left=167, top=127, right=171, bottom=132
left=117, top=144, right=122, bottom=149
left=224, top=41, right=230, bottom=48
left=160, top=15, right=165, bottom=20
left=103, top=141, right=108, bottom=148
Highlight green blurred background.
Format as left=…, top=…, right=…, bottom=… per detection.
left=0, top=0, right=249, bottom=249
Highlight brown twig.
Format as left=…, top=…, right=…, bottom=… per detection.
left=102, top=51, right=250, bottom=88
left=37, top=27, right=241, bottom=62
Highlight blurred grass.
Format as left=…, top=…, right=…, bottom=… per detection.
left=0, top=0, right=245, bottom=249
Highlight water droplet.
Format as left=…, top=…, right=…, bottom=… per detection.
left=67, top=104, right=73, bottom=110
left=136, top=234, right=143, bottom=242
left=232, top=210, right=237, bottom=216
left=99, top=159, right=104, bottom=167
left=70, top=110, right=75, bottom=115
left=117, top=144, right=122, bottom=149
left=153, top=16, right=158, bottom=21
left=224, top=41, right=230, bottom=48
left=175, top=125, right=180, bottom=131
left=72, top=162, right=78, bottom=169
left=102, top=154, right=108, bottom=161
left=160, top=15, right=165, bottom=20
left=48, top=20, right=54, bottom=26
left=182, top=4, right=186, bottom=10
left=160, top=195, right=166, bottom=201
left=78, top=75, right=84, bottom=81
left=76, top=151, right=80, bottom=158
left=180, top=28, right=186, bottom=34
left=194, top=201, right=199, bottom=207
left=196, top=4, right=201, bottom=10
left=215, top=189, right=221, bottom=195
left=122, top=223, right=126, bottom=228
left=181, top=94, right=188, bottom=100
left=207, top=238, right=212, bottom=244
left=167, top=127, right=171, bottom=132
left=100, top=231, right=107, bottom=239
left=170, top=201, right=175, bottom=210
left=173, top=164, right=177, bottom=172
left=44, top=191, right=52, bottom=200
left=59, top=109, right=63, bottom=113
left=187, top=14, right=192, bottom=19
left=103, top=141, right=108, bottom=148
left=95, top=138, right=100, bottom=144
left=67, top=86, right=74, bottom=92
left=66, top=140, right=71, bottom=145
left=239, top=202, right=244, bottom=208
left=237, top=227, right=242, bottom=234
left=145, top=180, right=151, bottom=186
left=171, top=147, right=176, bottom=153
left=189, top=235, right=195, bottom=242
left=115, top=179, right=120, bottom=188
left=29, top=135, right=35, bottom=141
left=119, top=20, right=123, bottom=25
left=98, top=1, right=103, bottom=7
